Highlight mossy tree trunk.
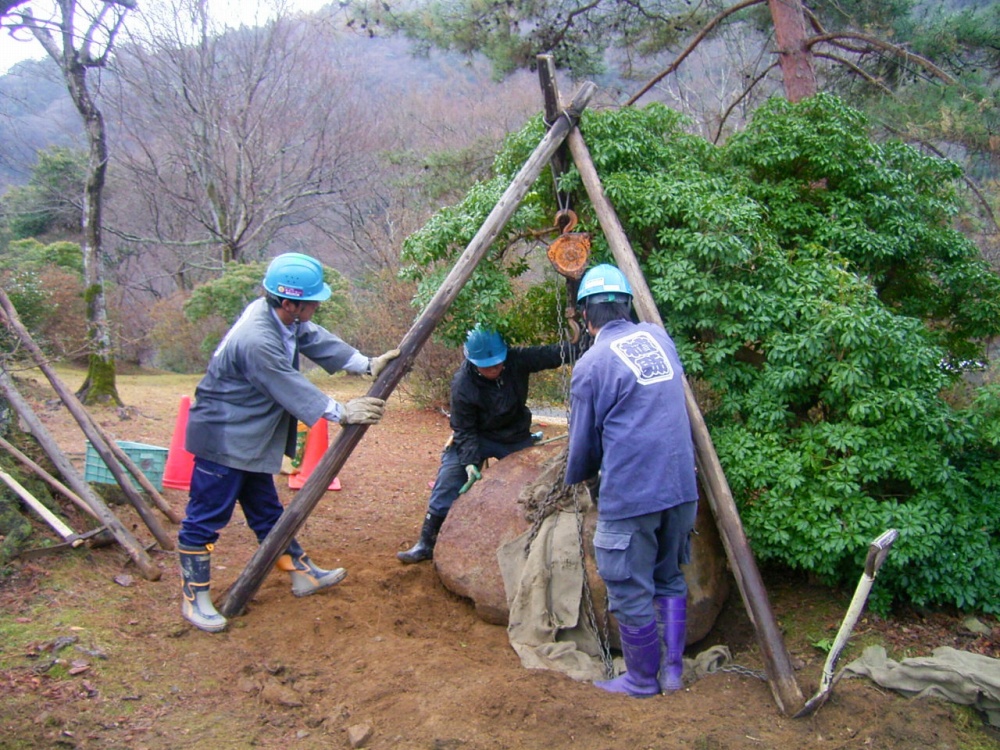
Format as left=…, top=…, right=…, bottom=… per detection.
left=15, top=0, right=135, bottom=406
left=72, top=62, right=121, bottom=406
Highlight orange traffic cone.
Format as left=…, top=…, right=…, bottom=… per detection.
left=288, top=420, right=341, bottom=491
left=163, top=395, right=195, bottom=491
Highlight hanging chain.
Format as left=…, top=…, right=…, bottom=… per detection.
left=516, top=285, right=613, bottom=675
left=552, top=167, right=570, bottom=214
left=554, top=275, right=574, bottom=401
left=572, top=484, right=614, bottom=676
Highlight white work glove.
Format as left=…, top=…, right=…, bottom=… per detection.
left=368, top=349, right=401, bottom=379
left=459, top=464, right=482, bottom=494
left=340, top=397, right=386, bottom=425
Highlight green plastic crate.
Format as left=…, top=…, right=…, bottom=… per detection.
left=84, top=440, right=168, bottom=491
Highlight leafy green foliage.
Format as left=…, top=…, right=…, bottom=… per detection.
left=0, top=238, right=84, bottom=275
left=0, top=238, right=85, bottom=355
left=400, top=116, right=564, bottom=346
left=403, top=93, right=1000, bottom=613
left=183, top=261, right=353, bottom=357
left=0, top=147, right=86, bottom=239
left=813, top=2, right=1000, bottom=183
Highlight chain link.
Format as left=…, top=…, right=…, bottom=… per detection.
left=717, top=663, right=768, bottom=681
left=571, top=485, right=614, bottom=676
left=518, top=289, right=613, bottom=676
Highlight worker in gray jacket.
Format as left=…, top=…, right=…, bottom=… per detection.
left=178, top=252, right=399, bottom=633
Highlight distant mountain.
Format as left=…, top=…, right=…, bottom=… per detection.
left=0, top=32, right=526, bottom=195
left=0, top=57, right=83, bottom=191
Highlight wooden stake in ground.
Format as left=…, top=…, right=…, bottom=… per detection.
left=0, top=368, right=161, bottom=580
left=219, top=81, right=598, bottom=619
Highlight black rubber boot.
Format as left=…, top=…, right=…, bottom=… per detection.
left=397, top=512, right=446, bottom=564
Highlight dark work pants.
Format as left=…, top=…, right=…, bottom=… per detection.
left=427, top=436, right=535, bottom=517
left=594, top=500, right=698, bottom=627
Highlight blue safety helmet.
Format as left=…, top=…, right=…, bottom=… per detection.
left=464, top=327, right=508, bottom=367
left=577, top=263, right=633, bottom=304
left=263, top=253, right=332, bottom=302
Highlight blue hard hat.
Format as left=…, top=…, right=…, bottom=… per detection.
left=577, top=263, right=633, bottom=303
left=263, top=253, right=332, bottom=302
left=464, top=327, right=508, bottom=367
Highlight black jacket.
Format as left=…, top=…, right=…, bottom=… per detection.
left=450, top=343, right=575, bottom=466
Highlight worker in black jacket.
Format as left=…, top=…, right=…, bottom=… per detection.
left=397, top=326, right=577, bottom=563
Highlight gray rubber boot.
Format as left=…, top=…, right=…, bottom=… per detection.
left=396, top=512, right=446, bottom=564
left=179, top=544, right=228, bottom=633
left=276, top=542, right=347, bottom=597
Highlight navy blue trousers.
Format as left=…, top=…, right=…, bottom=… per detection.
left=179, top=456, right=301, bottom=555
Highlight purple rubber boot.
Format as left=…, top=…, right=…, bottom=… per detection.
left=594, top=619, right=661, bottom=698
left=654, top=596, right=687, bottom=692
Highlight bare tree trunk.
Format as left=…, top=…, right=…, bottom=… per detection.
left=768, top=0, right=817, bottom=102
left=69, top=63, right=121, bottom=405
left=14, top=0, right=132, bottom=404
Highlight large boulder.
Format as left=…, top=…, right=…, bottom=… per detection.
left=434, top=441, right=730, bottom=644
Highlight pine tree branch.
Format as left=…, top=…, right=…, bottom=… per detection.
left=626, top=0, right=767, bottom=106
left=807, top=31, right=957, bottom=85
left=813, top=50, right=894, bottom=96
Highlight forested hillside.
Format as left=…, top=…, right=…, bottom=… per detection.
left=0, top=58, right=76, bottom=189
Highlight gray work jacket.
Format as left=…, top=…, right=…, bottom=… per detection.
left=185, top=298, right=360, bottom=474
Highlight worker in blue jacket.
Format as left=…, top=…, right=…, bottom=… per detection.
left=178, top=252, right=398, bottom=633
left=565, top=263, right=698, bottom=697
left=397, top=326, right=577, bottom=564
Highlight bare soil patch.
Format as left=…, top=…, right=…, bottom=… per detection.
left=1, top=367, right=998, bottom=749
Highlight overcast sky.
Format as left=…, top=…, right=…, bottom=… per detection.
left=1, top=0, right=331, bottom=75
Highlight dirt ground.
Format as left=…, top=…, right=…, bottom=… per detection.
left=1, top=367, right=999, bottom=750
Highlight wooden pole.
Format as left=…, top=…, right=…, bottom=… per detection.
left=0, top=469, right=83, bottom=546
left=99, top=438, right=180, bottom=523
left=0, top=435, right=100, bottom=521
left=537, top=56, right=572, bottom=210
left=0, top=368, right=161, bottom=580
left=0, top=289, right=180, bottom=546
left=0, top=288, right=178, bottom=522
left=565, top=126, right=805, bottom=715
left=219, top=81, right=598, bottom=618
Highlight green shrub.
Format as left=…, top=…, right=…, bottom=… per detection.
left=401, top=94, right=1000, bottom=614
left=183, top=261, right=353, bottom=359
